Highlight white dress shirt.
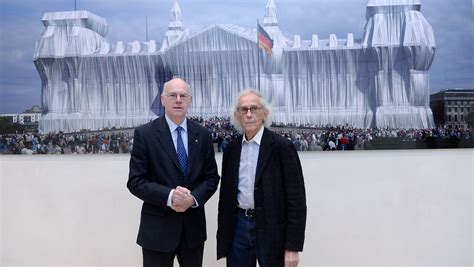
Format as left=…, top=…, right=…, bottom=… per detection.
left=164, top=115, right=198, bottom=208
left=237, top=126, right=264, bottom=209
left=165, top=115, right=188, bottom=154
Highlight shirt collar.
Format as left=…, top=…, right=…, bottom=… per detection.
left=165, top=114, right=187, bottom=133
left=242, top=126, right=264, bottom=145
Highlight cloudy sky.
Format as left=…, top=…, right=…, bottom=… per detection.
left=0, top=0, right=472, bottom=113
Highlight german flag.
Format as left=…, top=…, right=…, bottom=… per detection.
left=258, top=24, right=274, bottom=57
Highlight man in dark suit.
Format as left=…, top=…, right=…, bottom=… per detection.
left=128, top=78, right=220, bottom=267
left=217, top=89, right=307, bottom=267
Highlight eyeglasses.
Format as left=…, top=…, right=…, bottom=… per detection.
left=237, top=106, right=262, bottom=114
left=164, top=93, right=190, bottom=102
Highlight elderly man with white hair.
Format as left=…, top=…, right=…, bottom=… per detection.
left=217, top=89, right=307, bottom=267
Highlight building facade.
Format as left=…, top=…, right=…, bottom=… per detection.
left=0, top=106, right=42, bottom=125
left=430, top=89, right=474, bottom=129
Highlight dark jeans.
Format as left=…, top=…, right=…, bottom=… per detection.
left=226, top=212, right=282, bottom=267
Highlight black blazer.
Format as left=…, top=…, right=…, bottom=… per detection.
left=217, top=128, right=306, bottom=263
left=128, top=116, right=220, bottom=252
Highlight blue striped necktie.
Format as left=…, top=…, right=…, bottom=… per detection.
left=176, top=126, right=188, bottom=175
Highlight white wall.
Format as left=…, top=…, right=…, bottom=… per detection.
left=1, top=149, right=473, bottom=266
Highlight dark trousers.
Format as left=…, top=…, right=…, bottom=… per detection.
left=226, top=212, right=283, bottom=267
left=142, top=230, right=204, bottom=267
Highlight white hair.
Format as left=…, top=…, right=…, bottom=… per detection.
left=229, top=89, right=272, bottom=133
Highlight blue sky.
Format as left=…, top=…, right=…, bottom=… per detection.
left=0, top=0, right=472, bottom=113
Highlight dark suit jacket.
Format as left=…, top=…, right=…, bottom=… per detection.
left=217, top=128, right=306, bottom=263
left=128, top=116, right=220, bottom=252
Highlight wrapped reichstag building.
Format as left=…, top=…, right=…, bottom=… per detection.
left=33, top=0, right=436, bottom=133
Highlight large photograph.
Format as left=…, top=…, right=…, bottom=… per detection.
left=0, top=0, right=473, bottom=154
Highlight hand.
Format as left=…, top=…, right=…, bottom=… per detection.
left=171, top=186, right=195, bottom=212
left=284, top=250, right=299, bottom=267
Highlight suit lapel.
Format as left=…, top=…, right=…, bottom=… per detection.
left=255, top=128, right=274, bottom=185
left=186, top=120, right=200, bottom=176
left=154, top=117, right=181, bottom=171
left=230, top=136, right=243, bottom=190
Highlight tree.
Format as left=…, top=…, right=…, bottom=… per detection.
left=467, top=111, right=474, bottom=128
left=0, top=117, right=25, bottom=134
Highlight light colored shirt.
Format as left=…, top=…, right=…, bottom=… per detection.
left=165, top=115, right=188, bottom=154
left=237, top=126, right=264, bottom=209
left=164, top=115, right=198, bottom=208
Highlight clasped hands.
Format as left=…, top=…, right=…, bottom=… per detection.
left=171, top=186, right=195, bottom=212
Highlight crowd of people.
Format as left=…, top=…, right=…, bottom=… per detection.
left=197, top=116, right=473, bottom=151
left=0, top=131, right=134, bottom=155
left=1, top=116, right=472, bottom=155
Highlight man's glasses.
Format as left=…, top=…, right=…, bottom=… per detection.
left=237, top=106, right=262, bottom=114
left=164, top=93, right=190, bottom=102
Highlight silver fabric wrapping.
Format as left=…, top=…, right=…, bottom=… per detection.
left=34, top=1, right=436, bottom=132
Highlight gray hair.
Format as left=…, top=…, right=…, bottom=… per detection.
left=229, top=89, right=272, bottom=133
